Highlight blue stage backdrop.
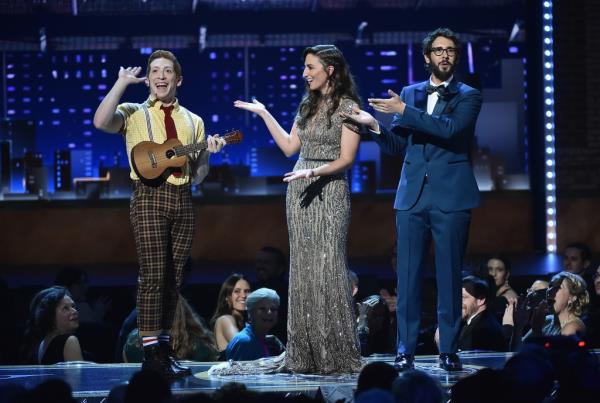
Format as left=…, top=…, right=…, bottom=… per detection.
left=0, top=40, right=528, bottom=199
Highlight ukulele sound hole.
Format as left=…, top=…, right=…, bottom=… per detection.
left=166, top=149, right=175, bottom=159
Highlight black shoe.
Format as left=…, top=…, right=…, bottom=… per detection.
left=393, top=353, right=415, bottom=372
left=439, top=353, right=462, bottom=371
left=159, top=342, right=192, bottom=377
left=142, top=344, right=182, bottom=379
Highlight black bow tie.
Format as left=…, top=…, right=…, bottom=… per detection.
left=425, top=84, right=448, bottom=96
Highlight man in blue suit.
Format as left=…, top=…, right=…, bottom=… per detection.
left=342, top=28, right=482, bottom=371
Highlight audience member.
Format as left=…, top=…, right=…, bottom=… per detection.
left=563, top=242, right=593, bottom=276
left=55, top=267, right=111, bottom=324
left=348, top=270, right=359, bottom=298
left=211, top=382, right=259, bottom=403
left=20, top=379, right=77, bottom=403
left=457, top=275, right=506, bottom=352
left=354, top=388, right=394, bottom=403
left=254, top=246, right=288, bottom=343
left=226, top=288, right=284, bottom=361
left=562, top=242, right=595, bottom=297
left=485, top=256, right=518, bottom=313
left=500, top=344, right=555, bottom=403
left=210, top=274, right=251, bottom=357
left=528, top=279, right=549, bottom=293
left=355, top=361, right=398, bottom=397
left=124, top=370, right=172, bottom=403
left=504, top=272, right=590, bottom=350
left=392, top=369, right=444, bottom=403
left=21, top=286, right=84, bottom=364
left=357, top=295, right=395, bottom=356
left=584, top=264, right=600, bottom=347
left=115, top=308, right=138, bottom=362
left=55, top=267, right=116, bottom=362
left=450, top=368, right=504, bottom=403
left=123, top=295, right=218, bottom=362
left=106, top=383, right=128, bottom=403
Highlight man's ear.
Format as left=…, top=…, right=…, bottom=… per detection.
left=144, top=77, right=149, bottom=87
left=424, top=53, right=431, bottom=65
left=176, top=76, right=183, bottom=87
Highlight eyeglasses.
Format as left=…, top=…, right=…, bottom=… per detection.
left=431, top=47, right=457, bottom=57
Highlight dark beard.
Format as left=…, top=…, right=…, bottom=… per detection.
left=429, top=61, right=455, bottom=82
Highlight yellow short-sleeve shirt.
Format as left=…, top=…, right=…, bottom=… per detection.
left=117, top=97, right=205, bottom=185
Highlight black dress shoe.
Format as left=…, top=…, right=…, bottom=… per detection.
left=393, top=353, right=415, bottom=372
left=159, top=342, right=192, bottom=377
left=439, top=353, right=462, bottom=371
left=142, top=344, right=188, bottom=379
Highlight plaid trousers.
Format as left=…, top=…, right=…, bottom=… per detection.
left=130, top=181, right=195, bottom=332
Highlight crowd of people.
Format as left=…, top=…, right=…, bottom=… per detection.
left=8, top=240, right=599, bottom=366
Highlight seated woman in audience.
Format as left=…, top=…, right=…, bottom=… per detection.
left=585, top=264, right=600, bottom=347
left=209, top=273, right=252, bottom=357
left=225, top=288, right=284, bottom=361
left=481, top=255, right=518, bottom=321
left=487, top=256, right=518, bottom=304
left=123, top=295, right=219, bottom=362
left=504, top=272, right=589, bottom=349
left=21, top=286, right=84, bottom=364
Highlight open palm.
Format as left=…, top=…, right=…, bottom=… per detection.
left=234, top=99, right=267, bottom=115
left=118, top=66, right=145, bottom=85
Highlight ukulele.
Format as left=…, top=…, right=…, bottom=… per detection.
left=131, top=129, right=243, bottom=186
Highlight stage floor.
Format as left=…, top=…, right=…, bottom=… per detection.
left=0, top=352, right=539, bottom=402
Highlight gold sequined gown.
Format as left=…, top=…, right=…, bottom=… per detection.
left=208, top=98, right=362, bottom=376
left=283, top=98, right=362, bottom=374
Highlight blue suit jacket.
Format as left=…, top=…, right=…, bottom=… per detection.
left=373, top=79, right=482, bottom=212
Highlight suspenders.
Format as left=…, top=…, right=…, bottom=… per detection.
left=140, top=103, right=196, bottom=144
left=139, top=103, right=199, bottom=179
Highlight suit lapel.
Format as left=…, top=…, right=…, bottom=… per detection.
left=432, top=96, right=447, bottom=115
left=433, top=79, right=459, bottom=115
left=414, top=82, right=428, bottom=111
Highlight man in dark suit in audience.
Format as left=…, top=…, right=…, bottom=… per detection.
left=457, top=275, right=506, bottom=352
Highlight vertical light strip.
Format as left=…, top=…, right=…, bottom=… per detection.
left=467, top=42, right=474, bottom=74
left=542, top=1, right=557, bottom=253
left=407, top=43, right=414, bottom=84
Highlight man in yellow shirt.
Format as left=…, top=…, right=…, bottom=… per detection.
left=94, top=50, right=225, bottom=378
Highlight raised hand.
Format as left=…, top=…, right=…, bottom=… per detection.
left=233, top=98, right=267, bottom=116
left=340, top=106, right=378, bottom=131
left=368, top=89, right=404, bottom=114
left=117, top=66, right=145, bottom=85
left=379, top=288, right=397, bottom=313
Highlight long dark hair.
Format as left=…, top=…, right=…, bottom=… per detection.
left=296, top=44, right=361, bottom=130
left=171, top=295, right=218, bottom=360
left=209, top=273, right=250, bottom=331
left=20, top=286, right=71, bottom=363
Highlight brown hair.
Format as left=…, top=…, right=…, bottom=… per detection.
left=209, top=273, right=250, bottom=331
left=551, top=272, right=590, bottom=317
left=296, top=44, right=361, bottom=130
left=146, top=50, right=182, bottom=79
left=171, top=295, right=218, bottom=360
